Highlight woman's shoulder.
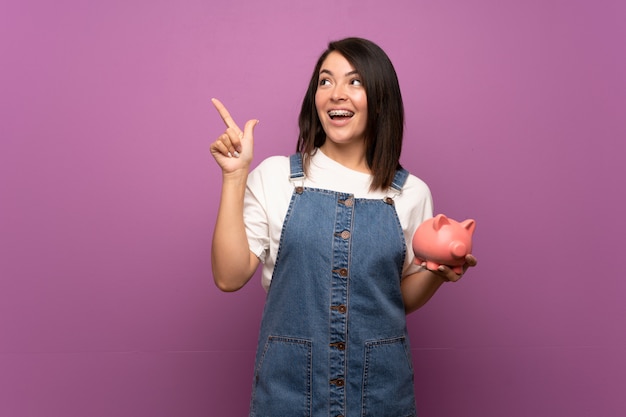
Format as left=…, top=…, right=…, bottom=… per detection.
left=247, top=155, right=294, bottom=198
left=250, top=155, right=290, bottom=178
left=394, top=172, right=433, bottom=228
left=394, top=170, right=433, bottom=215
left=401, top=171, right=431, bottom=198
left=254, top=154, right=290, bottom=169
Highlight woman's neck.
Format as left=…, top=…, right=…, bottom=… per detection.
left=319, top=142, right=370, bottom=174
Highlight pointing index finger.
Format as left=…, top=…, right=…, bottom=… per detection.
left=211, top=98, right=242, bottom=136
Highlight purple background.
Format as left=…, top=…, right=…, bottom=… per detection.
left=1, top=0, right=625, bottom=416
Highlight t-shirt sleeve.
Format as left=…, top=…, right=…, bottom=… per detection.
left=244, top=166, right=271, bottom=264
left=401, top=178, right=434, bottom=277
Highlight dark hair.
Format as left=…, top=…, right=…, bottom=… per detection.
left=297, top=37, right=405, bottom=190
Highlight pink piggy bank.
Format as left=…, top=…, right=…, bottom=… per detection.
left=412, top=214, right=476, bottom=274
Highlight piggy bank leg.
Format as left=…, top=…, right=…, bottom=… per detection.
left=425, top=260, right=441, bottom=271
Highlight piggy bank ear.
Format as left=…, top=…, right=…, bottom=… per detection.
left=432, top=214, right=450, bottom=231
left=461, top=219, right=476, bottom=235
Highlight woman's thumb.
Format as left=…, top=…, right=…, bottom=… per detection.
left=243, top=119, right=259, bottom=140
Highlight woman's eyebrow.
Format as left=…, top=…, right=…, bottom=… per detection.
left=319, top=69, right=360, bottom=77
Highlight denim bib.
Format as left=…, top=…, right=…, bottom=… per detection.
left=250, top=153, right=416, bottom=417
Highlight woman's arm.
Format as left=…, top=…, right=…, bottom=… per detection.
left=211, top=172, right=260, bottom=291
left=401, top=254, right=477, bottom=314
left=210, top=99, right=260, bottom=292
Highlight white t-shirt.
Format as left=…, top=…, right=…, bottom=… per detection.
left=244, top=149, right=434, bottom=291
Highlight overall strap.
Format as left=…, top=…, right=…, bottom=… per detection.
left=390, top=168, right=409, bottom=193
left=289, top=153, right=305, bottom=182
left=290, top=152, right=408, bottom=193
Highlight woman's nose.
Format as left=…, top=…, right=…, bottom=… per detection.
left=331, top=85, right=347, bottom=101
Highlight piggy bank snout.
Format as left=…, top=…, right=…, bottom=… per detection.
left=449, top=241, right=468, bottom=258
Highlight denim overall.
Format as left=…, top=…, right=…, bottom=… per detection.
left=250, top=153, right=416, bottom=417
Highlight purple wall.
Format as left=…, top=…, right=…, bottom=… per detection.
left=1, top=0, right=625, bottom=416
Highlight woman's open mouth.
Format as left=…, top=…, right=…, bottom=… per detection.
left=328, top=109, right=355, bottom=120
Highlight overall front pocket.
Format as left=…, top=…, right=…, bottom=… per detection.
left=362, top=336, right=416, bottom=417
left=250, top=336, right=312, bottom=417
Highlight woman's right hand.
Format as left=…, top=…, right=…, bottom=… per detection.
left=210, top=98, right=259, bottom=175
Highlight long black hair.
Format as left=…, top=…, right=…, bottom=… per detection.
left=297, top=37, right=405, bottom=190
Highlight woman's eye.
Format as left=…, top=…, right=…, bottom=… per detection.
left=351, top=78, right=362, bottom=86
left=319, top=79, right=331, bottom=86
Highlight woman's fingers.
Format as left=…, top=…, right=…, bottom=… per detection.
left=211, top=98, right=257, bottom=157
left=211, top=133, right=237, bottom=158
left=241, top=119, right=259, bottom=153
left=212, top=98, right=243, bottom=137
left=465, top=254, right=478, bottom=267
left=210, top=98, right=259, bottom=174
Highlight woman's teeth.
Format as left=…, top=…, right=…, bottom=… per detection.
left=328, top=110, right=354, bottom=119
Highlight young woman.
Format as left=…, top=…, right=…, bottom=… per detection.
left=210, top=37, right=476, bottom=417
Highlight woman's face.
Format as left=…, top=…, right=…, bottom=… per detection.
left=315, top=51, right=368, bottom=147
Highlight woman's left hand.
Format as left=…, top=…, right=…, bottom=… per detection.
left=425, top=254, right=478, bottom=282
